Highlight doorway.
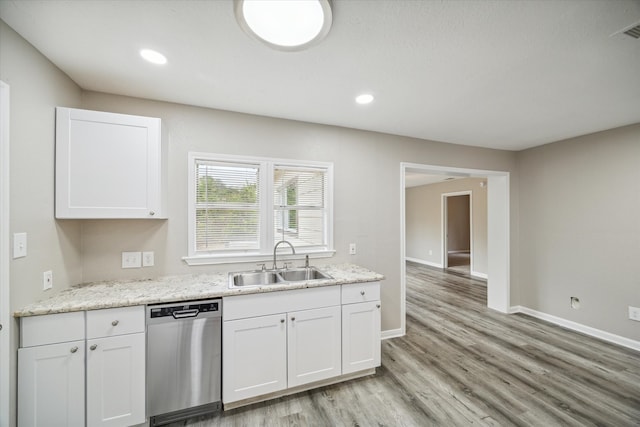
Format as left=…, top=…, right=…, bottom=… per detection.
left=443, top=192, right=471, bottom=274
left=399, top=162, right=510, bottom=337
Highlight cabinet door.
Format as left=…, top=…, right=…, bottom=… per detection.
left=56, top=107, right=164, bottom=219
left=18, top=341, right=85, bottom=427
left=86, top=333, right=145, bottom=427
left=342, top=301, right=381, bottom=375
left=287, top=305, right=341, bottom=388
left=223, top=314, right=287, bottom=403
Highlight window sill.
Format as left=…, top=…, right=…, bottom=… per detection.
left=182, top=249, right=336, bottom=266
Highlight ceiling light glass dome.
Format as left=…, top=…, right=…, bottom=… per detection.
left=235, top=0, right=333, bottom=51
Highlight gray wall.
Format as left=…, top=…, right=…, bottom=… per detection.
left=78, top=91, right=517, bottom=334
left=406, top=178, right=488, bottom=275
left=0, top=19, right=83, bottom=427
left=517, top=123, right=640, bottom=341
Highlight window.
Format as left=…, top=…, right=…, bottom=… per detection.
left=186, top=153, right=333, bottom=265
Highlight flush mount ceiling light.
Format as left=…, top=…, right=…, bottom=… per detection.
left=355, top=94, right=374, bottom=105
left=139, top=49, right=167, bottom=65
left=235, top=0, right=333, bottom=51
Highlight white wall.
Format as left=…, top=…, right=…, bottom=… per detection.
left=517, top=123, right=640, bottom=341
left=0, top=19, right=83, bottom=427
left=406, top=178, right=488, bottom=275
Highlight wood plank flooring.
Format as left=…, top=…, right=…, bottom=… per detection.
left=170, top=262, right=640, bottom=426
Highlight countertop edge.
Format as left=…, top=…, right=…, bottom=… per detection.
left=14, top=265, right=384, bottom=318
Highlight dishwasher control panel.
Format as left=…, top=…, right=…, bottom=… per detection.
left=149, top=300, right=220, bottom=319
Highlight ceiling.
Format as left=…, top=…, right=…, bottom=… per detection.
left=1, top=0, right=639, bottom=151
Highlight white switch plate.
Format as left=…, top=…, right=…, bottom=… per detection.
left=13, top=232, right=27, bottom=258
left=43, top=270, right=53, bottom=290
left=629, top=306, right=640, bottom=322
left=349, top=243, right=357, bottom=255
left=142, top=251, right=154, bottom=267
left=122, top=251, right=142, bottom=268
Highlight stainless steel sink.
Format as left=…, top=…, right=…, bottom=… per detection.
left=231, top=271, right=284, bottom=287
left=278, top=268, right=331, bottom=282
left=228, top=267, right=332, bottom=288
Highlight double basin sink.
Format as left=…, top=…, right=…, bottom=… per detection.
left=229, top=267, right=332, bottom=288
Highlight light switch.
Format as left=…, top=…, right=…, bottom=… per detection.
left=13, top=232, right=27, bottom=258
left=142, top=251, right=154, bottom=267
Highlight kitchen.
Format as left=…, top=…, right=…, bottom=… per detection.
left=1, top=1, right=640, bottom=426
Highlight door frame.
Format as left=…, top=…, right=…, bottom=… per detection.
left=400, top=162, right=510, bottom=336
left=442, top=191, right=472, bottom=270
left=0, top=80, right=10, bottom=427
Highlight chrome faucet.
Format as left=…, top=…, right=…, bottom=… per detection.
left=273, top=240, right=296, bottom=270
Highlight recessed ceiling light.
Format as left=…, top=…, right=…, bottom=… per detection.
left=355, top=94, right=374, bottom=105
left=140, top=49, right=167, bottom=65
left=235, top=0, right=333, bottom=51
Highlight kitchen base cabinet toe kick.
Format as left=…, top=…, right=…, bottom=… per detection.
left=222, top=282, right=381, bottom=409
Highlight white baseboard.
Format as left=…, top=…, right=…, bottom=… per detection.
left=381, top=328, right=404, bottom=340
left=470, top=270, right=487, bottom=280
left=510, top=305, right=640, bottom=352
left=405, top=257, right=442, bottom=269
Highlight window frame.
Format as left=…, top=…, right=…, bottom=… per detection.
left=184, top=152, right=334, bottom=266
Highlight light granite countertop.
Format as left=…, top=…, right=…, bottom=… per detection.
left=14, top=264, right=384, bottom=317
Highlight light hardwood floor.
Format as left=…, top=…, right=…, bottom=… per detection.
left=170, top=262, right=640, bottom=426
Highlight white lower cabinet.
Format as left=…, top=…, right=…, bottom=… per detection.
left=222, top=314, right=287, bottom=402
left=223, top=286, right=343, bottom=404
left=341, top=282, right=382, bottom=375
left=287, top=306, right=341, bottom=387
left=18, top=306, right=146, bottom=427
left=223, top=283, right=381, bottom=406
left=86, top=333, right=146, bottom=426
left=18, top=340, right=86, bottom=427
left=342, top=301, right=381, bottom=374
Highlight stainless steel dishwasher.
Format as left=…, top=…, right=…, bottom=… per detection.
left=146, top=299, right=222, bottom=426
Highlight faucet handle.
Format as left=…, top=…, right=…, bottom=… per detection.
left=283, top=262, right=292, bottom=270
left=256, top=263, right=266, bottom=271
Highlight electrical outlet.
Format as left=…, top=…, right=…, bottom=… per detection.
left=43, top=270, right=53, bottom=290
left=122, top=251, right=142, bottom=268
left=629, top=306, right=640, bottom=322
left=142, top=251, right=154, bottom=267
left=349, top=243, right=357, bottom=255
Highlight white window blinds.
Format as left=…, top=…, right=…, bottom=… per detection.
left=194, top=160, right=260, bottom=252
left=274, top=166, right=327, bottom=248
left=188, top=153, right=333, bottom=263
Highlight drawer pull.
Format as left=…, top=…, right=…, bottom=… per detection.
left=70, top=346, right=78, bottom=353
left=376, top=304, right=381, bottom=309
left=291, top=317, right=296, bottom=321
left=360, top=291, right=365, bottom=296
left=280, top=318, right=285, bottom=323
left=111, top=320, right=119, bottom=326
left=90, top=344, right=97, bottom=351
left=149, top=211, right=155, bottom=216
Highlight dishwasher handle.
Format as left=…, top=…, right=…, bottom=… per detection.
left=172, top=309, right=200, bottom=319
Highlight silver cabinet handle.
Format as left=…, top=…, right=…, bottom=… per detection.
left=70, top=346, right=78, bottom=353
left=149, top=211, right=155, bottom=216
left=90, top=344, right=97, bottom=351
left=111, top=320, right=119, bottom=326
left=360, top=291, right=365, bottom=296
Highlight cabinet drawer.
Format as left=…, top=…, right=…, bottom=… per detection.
left=86, top=306, right=145, bottom=339
left=20, top=311, right=85, bottom=348
left=341, top=282, right=380, bottom=305
left=224, top=286, right=340, bottom=321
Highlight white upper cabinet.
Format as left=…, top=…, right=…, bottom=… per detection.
left=55, top=107, right=166, bottom=219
